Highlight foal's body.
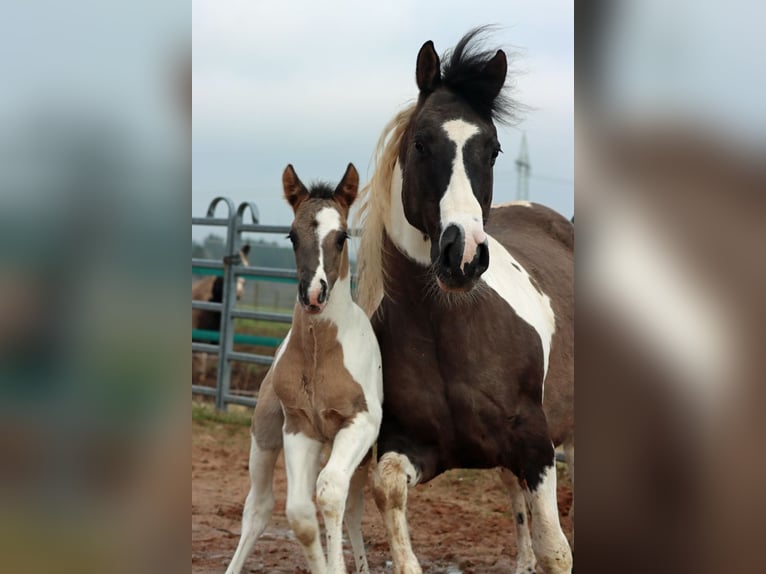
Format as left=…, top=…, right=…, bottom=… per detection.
left=226, top=165, right=382, bottom=574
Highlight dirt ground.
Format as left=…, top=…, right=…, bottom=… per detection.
left=192, top=408, right=573, bottom=574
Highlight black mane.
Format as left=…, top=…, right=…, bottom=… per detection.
left=307, top=181, right=336, bottom=200
left=441, top=26, right=516, bottom=124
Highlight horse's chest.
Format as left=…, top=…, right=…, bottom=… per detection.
left=272, top=339, right=368, bottom=442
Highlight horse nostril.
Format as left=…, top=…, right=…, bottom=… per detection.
left=299, top=283, right=309, bottom=306
left=476, top=241, right=490, bottom=274
left=318, top=279, right=328, bottom=304
left=439, top=225, right=464, bottom=274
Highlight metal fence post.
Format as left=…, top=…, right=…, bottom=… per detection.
left=206, top=197, right=237, bottom=412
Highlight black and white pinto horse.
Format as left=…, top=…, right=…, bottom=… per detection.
left=356, top=29, right=574, bottom=574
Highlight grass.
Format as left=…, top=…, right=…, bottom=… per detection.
left=192, top=401, right=252, bottom=427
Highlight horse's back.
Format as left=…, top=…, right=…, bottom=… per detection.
left=487, top=202, right=574, bottom=445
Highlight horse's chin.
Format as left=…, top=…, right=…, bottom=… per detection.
left=301, top=304, right=325, bottom=315
left=435, top=275, right=479, bottom=293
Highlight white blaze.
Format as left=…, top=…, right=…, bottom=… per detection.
left=440, top=119, right=487, bottom=270
left=308, top=207, right=341, bottom=298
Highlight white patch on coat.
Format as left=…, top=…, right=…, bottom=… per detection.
left=388, top=162, right=431, bottom=265
left=440, top=119, right=487, bottom=270
left=481, top=235, right=556, bottom=380
left=494, top=200, right=533, bottom=208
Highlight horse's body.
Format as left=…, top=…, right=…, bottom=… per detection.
left=225, top=165, right=383, bottom=574
left=357, top=29, right=574, bottom=574
left=192, top=244, right=250, bottom=382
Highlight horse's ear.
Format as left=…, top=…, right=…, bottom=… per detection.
left=416, top=40, right=441, bottom=93
left=282, top=164, right=308, bottom=212
left=334, top=163, right=359, bottom=210
left=482, top=49, right=507, bottom=102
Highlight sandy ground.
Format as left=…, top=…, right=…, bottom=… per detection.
left=192, top=414, right=573, bottom=574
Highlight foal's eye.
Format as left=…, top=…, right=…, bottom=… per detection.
left=336, top=231, right=348, bottom=250
left=287, top=231, right=298, bottom=249
left=414, top=140, right=426, bottom=154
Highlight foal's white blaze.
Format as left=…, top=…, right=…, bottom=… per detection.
left=307, top=206, right=342, bottom=303
left=482, top=235, right=556, bottom=380
left=440, top=119, right=487, bottom=270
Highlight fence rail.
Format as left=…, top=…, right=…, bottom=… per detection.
left=192, top=197, right=293, bottom=411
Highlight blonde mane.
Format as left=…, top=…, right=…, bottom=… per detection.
left=353, top=103, right=416, bottom=316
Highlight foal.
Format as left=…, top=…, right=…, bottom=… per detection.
left=225, top=164, right=383, bottom=574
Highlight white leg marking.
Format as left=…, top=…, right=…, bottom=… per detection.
left=372, top=452, right=422, bottom=574
left=499, top=469, right=537, bottom=574
left=284, top=431, right=327, bottom=574
left=524, top=465, right=572, bottom=574
left=440, top=119, right=486, bottom=270
left=225, top=436, right=280, bottom=574
left=317, top=413, right=379, bottom=574
left=345, top=463, right=371, bottom=574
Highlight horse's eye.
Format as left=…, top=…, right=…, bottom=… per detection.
left=336, top=231, right=348, bottom=250
left=287, top=231, right=298, bottom=249
left=414, top=140, right=426, bottom=154
left=490, top=145, right=502, bottom=166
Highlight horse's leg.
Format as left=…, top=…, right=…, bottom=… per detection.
left=563, top=441, right=574, bottom=546
left=344, top=462, right=371, bottom=574
left=317, top=413, right=379, bottom=573
left=499, top=468, right=537, bottom=574
left=371, top=452, right=422, bottom=574
left=284, top=431, right=327, bottom=574
left=523, top=457, right=572, bottom=574
left=225, top=378, right=284, bottom=574
left=224, top=436, right=280, bottom=574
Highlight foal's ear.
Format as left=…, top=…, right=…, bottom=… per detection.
left=481, top=49, right=507, bottom=102
left=416, top=40, right=441, bottom=93
left=334, top=163, right=359, bottom=210
left=282, top=164, right=309, bottom=212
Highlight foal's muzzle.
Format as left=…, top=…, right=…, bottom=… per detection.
left=436, top=224, right=489, bottom=291
left=298, top=278, right=328, bottom=314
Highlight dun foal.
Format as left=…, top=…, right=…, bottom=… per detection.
left=225, top=164, right=383, bottom=574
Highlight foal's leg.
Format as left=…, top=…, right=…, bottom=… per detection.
left=499, top=468, right=537, bottom=574
left=225, top=378, right=284, bottom=574
left=284, top=431, right=326, bottom=574
left=523, top=459, right=572, bottom=574
left=224, top=437, right=280, bottom=574
left=316, top=414, right=378, bottom=573
left=344, top=462, right=371, bottom=574
left=371, top=452, right=422, bottom=574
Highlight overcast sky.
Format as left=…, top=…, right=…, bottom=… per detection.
left=192, top=1, right=573, bottom=241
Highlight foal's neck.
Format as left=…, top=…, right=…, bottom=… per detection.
left=292, top=274, right=354, bottom=335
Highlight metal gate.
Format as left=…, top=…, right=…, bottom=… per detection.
left=192, top=197, right=294, bottom=411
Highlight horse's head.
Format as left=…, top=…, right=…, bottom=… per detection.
left=282, top=163, right=358, bottom=315
left=399, top=30, right=508, bottom=292
left=236, top=244, right=250, bottom=299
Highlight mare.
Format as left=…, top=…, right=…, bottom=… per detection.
left=192, top=244, right=250, bottom=383
left=354, top=29, right=574, bottom=574
left=225, top=164, right=383, bottom=574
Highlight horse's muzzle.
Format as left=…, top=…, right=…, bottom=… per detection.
left=436, top=224, right=489, bottom=290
